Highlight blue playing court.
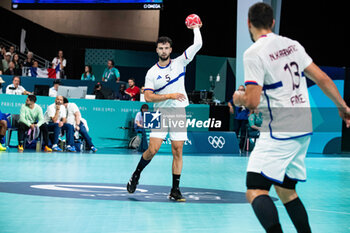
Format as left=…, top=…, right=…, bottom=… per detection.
left=0, top=150, right=349, bottom=233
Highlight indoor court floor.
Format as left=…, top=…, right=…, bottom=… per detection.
left=0, top=149, right=349, bottom=233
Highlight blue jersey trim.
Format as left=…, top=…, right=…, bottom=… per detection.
left=263, top=81, right=283, bottom=90
left=184, top=51, right=188, bottom=59
left=154, top=71, right=185, bottom=93
left=260, top=171, right=283, bottom=184
left=245, top=82, right=259, bottom=86
left=144, top=88, right=154, bottom=92
left=264, top=89, right=313, bottom=140
left=271, top=132, right=313, bottom=141
left=156, top=60, right=171, bottom=69
left=261, top=172, right=307, bottom=184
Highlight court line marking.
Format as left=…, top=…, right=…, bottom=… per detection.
left=277, top=205, right=350, bottom=215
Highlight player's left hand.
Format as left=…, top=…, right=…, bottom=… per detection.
left=339, top=106, right=350, bottom=128
left=187, top=23, right=202, bottom=30
left=167, top=93, right=187, bottom=102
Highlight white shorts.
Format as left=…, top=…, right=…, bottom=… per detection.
left=149, top=107, right=188, bottom=141
left=247, top=133, right=311, bottom=183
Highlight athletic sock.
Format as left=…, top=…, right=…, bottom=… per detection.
left=172, top=174, right=181, bottom=190
left=284, top=197, right=311, bottom=233
left=0, top=135, right=4, bottom=142
left=134, top=156, right=151, bottom=176
left=251, top=195, right=283, bottom=233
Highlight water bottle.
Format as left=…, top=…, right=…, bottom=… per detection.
left=36, top=140, right=41, bottom=152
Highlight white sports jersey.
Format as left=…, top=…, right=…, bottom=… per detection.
left=144, top=28, right=202, bottom=108
left=244, top=33, right=313, bottom=139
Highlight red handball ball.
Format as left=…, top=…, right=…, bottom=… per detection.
left=185, top=14, right=202, bottom=28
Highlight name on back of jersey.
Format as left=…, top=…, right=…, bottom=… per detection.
left=269, top=45, right=297, bottom=61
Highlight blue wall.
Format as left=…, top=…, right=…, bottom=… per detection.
left=307, top=67, right=345, bottom=154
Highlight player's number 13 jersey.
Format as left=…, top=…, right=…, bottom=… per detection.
left=244, top=33, right=313, bottom=140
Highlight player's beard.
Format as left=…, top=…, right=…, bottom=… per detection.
left=159, top=54, right=170, bottom=61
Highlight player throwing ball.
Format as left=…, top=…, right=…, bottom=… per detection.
left=234, top=3, right=350, bottom=233
left=126, top=16, right=203, bottom=201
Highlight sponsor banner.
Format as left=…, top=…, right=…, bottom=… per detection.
left=158, top=131, right=239, bottom=154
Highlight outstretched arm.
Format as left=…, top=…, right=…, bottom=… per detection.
left=182, top=24, right=203, bottom=63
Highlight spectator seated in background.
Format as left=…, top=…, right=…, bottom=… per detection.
left=63, top=97, right=97, bottom=153
left=247, top=109, right=263, bottom=138
left=17, top=95, right=52, bottom=153
left=125, top=78, right=140, bottom=101
left=4, top=61, right=22, bottom=76
left=44, top=96, right=76, bottom=152
left=49, top=79, right=61, bottom=97
left=102, top=59, right=120, bottom=83
left=134, top=104, right=149, bottom=133
left=8, top=46, right=15, bottom=60
left=23, top=51, right=34, bottom=67
left=2, top=52, right=11, bottom=72
left=6, top=76, right=32, bottom=95
left=0, top=110, right=10, bottom=151
left=116, top=84, right=131, bottom=100
left=81, top=65, right=95, bottom=81
left=0, top=77, right=5, bottom=94
left=93, top=82, right=116, bottom=99
left=32, top=60, right=39, bottom=68
left=12, top=54, right=23, bottom=72
left=133, top=104, right=149, bottom=152
left=52, top=50, right=66, bottom=79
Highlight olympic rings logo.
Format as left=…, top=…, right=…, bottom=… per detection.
left=208, top=136, right=225, bottom=149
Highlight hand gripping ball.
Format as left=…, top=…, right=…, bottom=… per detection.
left=185, top=14, right=202, bottom=28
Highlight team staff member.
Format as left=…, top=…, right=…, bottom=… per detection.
left=44, top=96, right=76, bottom=152
left=17, top=95, right=52, bottom=152
left=63, top=97, right=97, bottom=153
left=102, top=59, right=120, bottom=83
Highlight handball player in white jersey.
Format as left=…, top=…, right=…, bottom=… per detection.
left=233, top=3, right=350, bottom=233
left=126, top=20, right=202, bottom=201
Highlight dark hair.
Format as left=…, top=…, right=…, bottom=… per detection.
left=27, top=95, right=37, bottom=103
left=63, top=96, right=69, bottom=104
left=141, top=104, right=149, bottom=111
left=57, top=50, right=64, bottom=59
left=95, top=82, right=102, bottom=89
left=248, top=3, right=274, bottom=29
left=12, top=53, right=19, bottom=62
left=128, top=78, right=135, bottom=82
left=13, top=76, right=20, bottom=82
left=156, top=36, right=173, bottom=47
left=84, top=65, right=93, bottom=78
left=108, top=59, right=115, bottom=66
